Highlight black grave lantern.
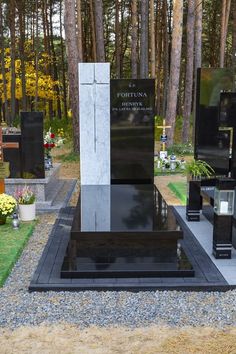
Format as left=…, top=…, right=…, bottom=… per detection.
left=213, top=178, right=236, bottom=259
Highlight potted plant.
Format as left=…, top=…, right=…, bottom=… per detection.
left=184, top=159, right=215, bottom=180
left=184, top=159, right=215, bottom=221
left=0, top=193, right=17, bottom=225
left=15, top=186, right=36, bottom=221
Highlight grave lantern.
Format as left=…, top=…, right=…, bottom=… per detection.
left=170, top=154, right=176, bottom=171
left=214, top=184, right=235, bottom=215
left=213, top=178, right=235, bottom=259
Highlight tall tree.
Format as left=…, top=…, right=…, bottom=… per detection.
left=162, top=0, right=169, bottom=117
left=166, top=0, right=183, bottom=145
left=17, top=0, right=27, bottom=111
left=0, top=0, right=8, bottom=122
left=60, top=0, right=68, bottom=119
left=131, top=0, right=138, bottom=78
left=115, top=0, right=121, bottom=77
left=195, top=0, right=202, bottom=70
left=89, top=0, right=97, bottom=61
left=182, top=0, right=195, bottom=143
left=76, top=0, right=83, bottom=61
left=220, top=0, right=231, bottom=67
left=93, top=0, right=105, bottom=62
left=49, top=0, right=62, bottom=118
left=233, top=0, right=236, bottom=67
left=64, top=0, right=80, bottom=151
left=140, top=0, right=149, bottom=78
left=9, top=0, right=16, bottom=124
left=150, top=0, right=155, bottom=78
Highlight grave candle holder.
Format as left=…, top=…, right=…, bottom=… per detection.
left=213, top=178, right=235, bottom=259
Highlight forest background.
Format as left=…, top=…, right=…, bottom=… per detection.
left=0, top=0, right=234, bottom=152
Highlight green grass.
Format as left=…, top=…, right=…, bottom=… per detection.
left=56, top=151, right=80, bottom=162
left=0, top=219, right=36, bottom=287
left=168, top=181, right=187, bottom=205
left=154, top=167, right=182, bottom=176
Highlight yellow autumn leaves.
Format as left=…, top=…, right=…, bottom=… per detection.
left=0, top=42, right=60, bottom=102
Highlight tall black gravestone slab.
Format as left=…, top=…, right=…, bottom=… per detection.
left=219, top=92, right=236, bottom=179
left=21, top=112, right=45, bottom=178
left=3, top=134, right=22, bottom=177
left=111, top=79, right=155, bottom=184
left=195, top=68, right=235, bottom=176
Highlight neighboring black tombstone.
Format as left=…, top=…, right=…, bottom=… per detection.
left=2, top=134, right=22, bottom=178
left=219, top=92, right=236, bottom=178
left=111, top=79, right=155, bottom=184
left=21, top=112, right=45, bottom=178
left=195, top=68, right=235, bottom=177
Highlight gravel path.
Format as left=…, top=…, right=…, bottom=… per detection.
left=0, top=212, right=236, bottom=330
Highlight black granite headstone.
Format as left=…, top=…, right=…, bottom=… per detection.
left=195, top=68, right=235, bottom=176
left=21, top=112, right=45, bottom=178
left=3, top=134, right=22, bottom=178
left=111, top=79, right=155, bottom=184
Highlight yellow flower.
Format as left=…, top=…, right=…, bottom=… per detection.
left=0, top=193, right=17, bottom=217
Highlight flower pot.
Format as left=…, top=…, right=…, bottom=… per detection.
left=19, top=203, right=36, bottom=221
left=0, top=215, right=6, bottom=225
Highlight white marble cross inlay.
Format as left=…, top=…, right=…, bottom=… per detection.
left=79, top=63, right=110, bottom=185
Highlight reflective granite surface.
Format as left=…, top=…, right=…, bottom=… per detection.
left=195, top=68, right=235, bottom=176
left=111, top=79, right=155, bottom=184
left=72, top=184, right=180, bottom=233
left=61, top=185, right=194, bottom=278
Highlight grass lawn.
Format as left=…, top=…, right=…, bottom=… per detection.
left=168, top=181, right=187, bottom=205
left=0, top=218, right=35, bottom=287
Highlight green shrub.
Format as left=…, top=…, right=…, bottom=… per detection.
left=44, top=118, right=73, bottom=140
left=167, top=142, right=194, bottom=156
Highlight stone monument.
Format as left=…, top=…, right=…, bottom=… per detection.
left=60, top=63, right=194, bottom=279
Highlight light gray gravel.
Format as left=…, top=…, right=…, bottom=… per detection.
left=0, top=214, right=236, bottom=329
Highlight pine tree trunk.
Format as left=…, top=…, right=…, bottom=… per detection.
left=220, top=0, right=231, bottom=68
left=182, top=0, right=195, bottom=143
left=150, top=0, right=155, bottom=78
left=233, top=0, right=236, bottom=67
left=93, top=0, right=105, bottom=62
left=140, top=0, right=149, bottom=78
left=76, top=0, right=83, bottom=62
left=131, top=0, right=138, bottom=78
left=60, top=0, right=68, bottom=119
left=64, top=0, right=80, bottom=152
left=162, top=0, right=169, bottom=118
left=165, top=0, right=183, bottom=146
left=18, top=0, right=27, bottom=111
left=115, top=0, right=121, bottom=78
left=0, top=1, right=9, bottom=123
left=89, top=0, right=97, bottom=61
left=49, top=0, right=62, bottom=119
left=195, top=0, right=202, bottom=70
left=9, top=0, right=16, bottom=124
left=35, top=0, right=39, bottom=111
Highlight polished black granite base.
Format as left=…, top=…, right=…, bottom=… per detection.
left=61, top=185, right=194, bottom=278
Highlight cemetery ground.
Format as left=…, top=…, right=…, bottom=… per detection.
left=0, top=146, right=235, bottom=353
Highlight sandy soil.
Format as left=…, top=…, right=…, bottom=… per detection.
left=0, top=325, right=236, bottom=354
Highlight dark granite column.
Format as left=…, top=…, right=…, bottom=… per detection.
left=21, top=112, right=45, bottom=178
left=186, top=179, right=202, bottom=221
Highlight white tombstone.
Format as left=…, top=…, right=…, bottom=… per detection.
left=79, top=63, right=110, bottom=185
